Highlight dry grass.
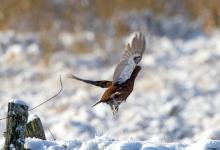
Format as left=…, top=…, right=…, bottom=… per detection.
left=0, top=0, right=219, bottom=63
left=1, top=0, right=219, bottom=31
left=184, top=0, right=220, bottom=32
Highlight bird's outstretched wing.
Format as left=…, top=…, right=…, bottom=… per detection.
left=113, top=33, right=145, bottom=85
left=66, top=74, right=112, bottom=88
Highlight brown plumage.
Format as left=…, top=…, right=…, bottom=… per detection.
left=67, top=33, right=145, bottom=115
left=67, top=66, right=141, bottom=115
left=92, top=66, right=141, bottom=115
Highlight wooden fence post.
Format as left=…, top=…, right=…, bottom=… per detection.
left=4, top=99, right=29, bottom=150
left=25, top=114, right=46, bottom=140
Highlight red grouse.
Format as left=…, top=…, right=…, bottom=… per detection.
left=67, top=33, right=145, bottom=115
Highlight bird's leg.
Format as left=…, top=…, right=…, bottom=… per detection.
left=112, top=105, right=116, bottom=116
left=112, top=105, right=118, bottom=116
left=109, top=99, right=119, bottom=116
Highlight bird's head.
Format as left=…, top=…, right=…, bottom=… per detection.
left=133, top=55, right=141, bottom=64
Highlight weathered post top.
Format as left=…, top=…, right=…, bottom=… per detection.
left=9, top=99, right=28, bottom=106
left=26, top=114, right=46, bottom=140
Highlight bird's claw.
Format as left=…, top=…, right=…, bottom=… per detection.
left=109, top=100, right=119, bottom=116
left=112, top=105, right=118, bottom=116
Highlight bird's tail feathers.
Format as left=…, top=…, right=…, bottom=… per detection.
left=65, top=73, right=78, bottom=79
left=66, top=73, right=94, bottom=84
left=66, top=73, right=112, bottom=88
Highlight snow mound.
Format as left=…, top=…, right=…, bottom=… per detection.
left=28, top=114, right=39, bottom=123
left=9, top=99, right=28, bottom=106
left=24, top=137, right=220, bottom=150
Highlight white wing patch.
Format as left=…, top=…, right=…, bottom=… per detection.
left=115, top=55, right=137, bottom=84
left=112, top=33, right=145, bottom=85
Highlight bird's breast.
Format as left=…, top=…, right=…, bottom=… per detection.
left=101, top=86, right=117, bottom=102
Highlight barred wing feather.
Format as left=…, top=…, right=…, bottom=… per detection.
left=113, top=33, right=145, bottom=85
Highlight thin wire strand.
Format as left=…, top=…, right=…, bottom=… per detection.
left=28, top=75, right=63, bottom=111
left=0, top=75, right=63, bottom=120
left=0, top=116, right=10, bottom=121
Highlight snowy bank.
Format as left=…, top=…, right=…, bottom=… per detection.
left=24, top=137, right=220, bottom=150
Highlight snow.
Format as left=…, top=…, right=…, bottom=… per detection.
left=28, top=114, right=39, bottom=123
left=9, top=99, right=28, bottom=106
left=23, top=137, right=220, bottom=150
left=185, top=140, right=220, bottom=150
left=24, top=138, right=81, bottom=150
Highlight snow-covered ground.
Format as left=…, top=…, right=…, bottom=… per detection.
left=0, top=24, right=220, bottom=149
left=24, top=137, right=220, bottom=150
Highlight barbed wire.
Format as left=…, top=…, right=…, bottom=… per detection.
left=29, top=75, right=63, bottom=111
left=0, top=116, right=10, bottom=121
left=0, top=75, right=63, bottom=121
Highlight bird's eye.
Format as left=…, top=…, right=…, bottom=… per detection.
left=134, top=56, right=141, bottom=63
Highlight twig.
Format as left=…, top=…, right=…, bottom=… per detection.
left=47, top=127, right=56, bottom=141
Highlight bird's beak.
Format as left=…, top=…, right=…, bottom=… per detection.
left=92, top=100, right=102, bottom=107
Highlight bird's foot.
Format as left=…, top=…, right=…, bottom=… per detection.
left=112, top=105, right=118, bottom=116
left=109, top=99, right=120, bottom=116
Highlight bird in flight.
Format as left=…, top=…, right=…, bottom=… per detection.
left=67, top=33, right=145, bottom=115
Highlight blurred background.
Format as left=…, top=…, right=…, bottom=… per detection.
left=0, top=0, right=220, bottom=62
left=0, top=0, right=220, bottom=144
